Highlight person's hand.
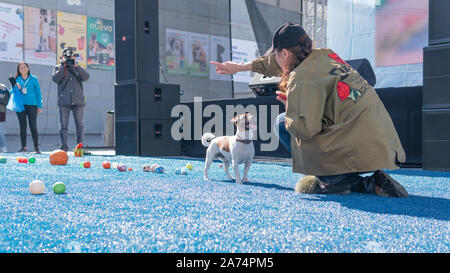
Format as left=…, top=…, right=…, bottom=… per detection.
left=210, top=61, right=250, bottom=75
left=37, top=108, right=42, bottom=114
left=16, top=83, right=21, bottom=89
left=71, top=57, right=79, bottom=67
left=276, top=91, right=286, bottom=106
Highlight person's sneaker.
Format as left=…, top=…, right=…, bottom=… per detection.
left=373, top=170, right=408, bottom=198
left=60, top=146, right=69, bottom=152
left=84, top=150, right=92, bottom=155
left=34, top=147, right=41, bottom=154
left=18, top=147, right=28, bottom=153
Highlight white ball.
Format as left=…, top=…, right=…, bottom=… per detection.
left=30, top=180, right=45, bottom=195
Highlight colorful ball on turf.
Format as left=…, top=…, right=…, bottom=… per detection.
left=28, top=158, right=36, bottom=164
left=117, top=164, right=127, bottom=172
left=128, top=167, right=133, bottom=172
left=83, top=161, right=91, bottom=168
left=53, top=182, right=66, bottom=194
left=150, top=164, right=159, bottom=172
left=0, top=157, right=7, bottom=164
left=155, top=166, right=164, bottom=174
left=143, top=165, right=151, bottom=172
left=30, top=180, right=45, bottom=195
left=186, top=163, right=193, bottom=170
left=175, top=169, right=181, bottom=175
left=111, top=162, right=119, bottom=169
left=181, top=167, right=189, bottom=175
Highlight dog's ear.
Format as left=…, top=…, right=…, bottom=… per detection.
left=230, top=116, right=239, bottom=124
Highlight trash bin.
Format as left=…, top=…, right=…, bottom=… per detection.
left=104, top=110, right=114, bottom=147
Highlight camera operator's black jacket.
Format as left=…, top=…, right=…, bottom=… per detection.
left=52, top=64, right=90, bottom=106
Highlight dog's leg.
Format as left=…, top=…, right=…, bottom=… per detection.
left=224, top=161, right=234, bottom=180
left=204, top=148, right=215, bottom=181
left=232, top=160, right=242, bottom=184
left=242, top=161, right=252, bottom=183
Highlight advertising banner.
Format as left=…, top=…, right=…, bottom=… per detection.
left=0, top=3, right=23, bottom=62
left=57, top=11, right=87, bottom=67
left=87, top=17, right=114, bottom=70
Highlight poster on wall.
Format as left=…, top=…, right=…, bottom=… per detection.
left=87, top=17, right=114, bottom=70
left=166, top=29, right=188, bottom=75
left=0, top=3, right=23, bottom=62
left=210, top=35, right=231, bottom=81
left=57, top=12, right=87, bottom=67
left=375, top=0, right=428, bottom=67
left=188, top=32, right=209, bottom=78
left=24, top=7, right=57, bottom=65
left=231, top=38, right=260, bottom=83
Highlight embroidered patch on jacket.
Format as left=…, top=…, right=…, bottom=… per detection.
left=328, top=51, right=364, bottom=103
left=337, top=81, right=362, bottom=102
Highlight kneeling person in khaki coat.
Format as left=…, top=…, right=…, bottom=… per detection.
left=211, top=22, right=408, bottom=197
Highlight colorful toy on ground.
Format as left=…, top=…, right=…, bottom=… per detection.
left=28, top=158, right=36, bottom=164
left=49, top=150, right=68, bottom=165
left=53, top=182, right=66, bottom=194
left=18, top=157, right=28, bottom=163
left=150, top=164, right=159, bottom=172
left=117, top=164, right=127, bottom=172
left=83, top=161, right=91, bottom=168
left=154, top=166, right=164, bottom=174
left=74, top=143, right=84, bottom=157
left=143, top=164, right=151, bottom=172
left=30, top=180, right=45, bottom=195
left=186, top=163, right=193, bottom=170
left=0, top=157, right=7, bottom=164
left=102, top=161, right=111, bottom=169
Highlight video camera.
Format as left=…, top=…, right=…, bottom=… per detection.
left=61, top=47, right=79, bottom=66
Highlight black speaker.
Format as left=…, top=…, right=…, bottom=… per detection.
left=115, top=119, right=181, bottom=156
left=115, top=0, right=159, bottom=83
left=429, top=0, right=450, bottom=45
left=423, top=109, right=450, bottom=171
left=346, top=58, right=376, bottom=87
left=115, top=81, right=181, bottom=120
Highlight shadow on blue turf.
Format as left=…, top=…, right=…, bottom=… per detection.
left=305, top=194, right=450, bottom=221
left=211, top=179, right=293, bottom=192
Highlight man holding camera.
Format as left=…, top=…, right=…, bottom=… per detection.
left=52, top=48, right=90, bottom=151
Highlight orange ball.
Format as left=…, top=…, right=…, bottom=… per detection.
left=49, top=150, right=68, bottom=165
left=83, top=161, right=91, bottom=168
left=102, top=161, right=111, bottom=169
left=128, top=167, right=132, bottom=171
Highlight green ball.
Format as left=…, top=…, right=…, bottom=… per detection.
left=186, top=163, right=193, bottom=170
left=53, top=182, right=66, bottom=194
left=28, top=158, right=36, bottom=164
left=0, top=158, right=7, bottom=164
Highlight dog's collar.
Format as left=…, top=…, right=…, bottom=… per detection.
left=236, top=139, right=252, bottom=144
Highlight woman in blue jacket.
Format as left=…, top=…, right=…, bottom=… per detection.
left=14, top=62, right=43, bottom=153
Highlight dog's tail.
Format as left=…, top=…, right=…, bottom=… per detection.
left=201, top=133, right=216, bottom=147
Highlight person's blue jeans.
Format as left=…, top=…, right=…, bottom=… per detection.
left=59, top=105, right=84, bottom=150
left=0, top=122, right=6, bottom=150
left=273, top=113, right=291, bottom=153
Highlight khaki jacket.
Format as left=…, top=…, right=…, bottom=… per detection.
left=252, top=48, right=405, bottom=176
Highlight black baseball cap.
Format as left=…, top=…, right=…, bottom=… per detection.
left=263, top=22, right=307, bottom=57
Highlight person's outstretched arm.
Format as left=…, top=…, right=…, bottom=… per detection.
left=211, top=53, right=282, bottom=77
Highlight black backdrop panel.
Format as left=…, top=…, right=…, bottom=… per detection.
left=423, top=44, right=450, bottom=109
left=429, top=0, right=450, bottom=45
left=376, top=86, right=422, bottom=166
left=181, top=87, right=422, bottom=167
left=181, top=96, right=289, bottom=158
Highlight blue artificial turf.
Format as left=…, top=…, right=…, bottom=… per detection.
left=0, top=153, right=449, bottom=253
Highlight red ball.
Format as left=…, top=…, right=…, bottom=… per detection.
left=102, top=161, right=111, bottom=169
left=83, top=161, right=91, bottom=168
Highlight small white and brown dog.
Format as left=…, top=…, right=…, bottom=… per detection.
left=202, top=113, right=257, bottom=183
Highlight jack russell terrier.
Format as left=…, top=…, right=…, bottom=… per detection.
left=202, top=113, right=257, bottom=183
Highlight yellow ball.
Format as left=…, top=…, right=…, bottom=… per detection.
left=186, top=163, right=193, bottom=170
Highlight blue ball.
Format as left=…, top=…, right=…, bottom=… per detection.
left=155, top=166, right=164, bottom=174
left=175, top=169, right=181, bottom=175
